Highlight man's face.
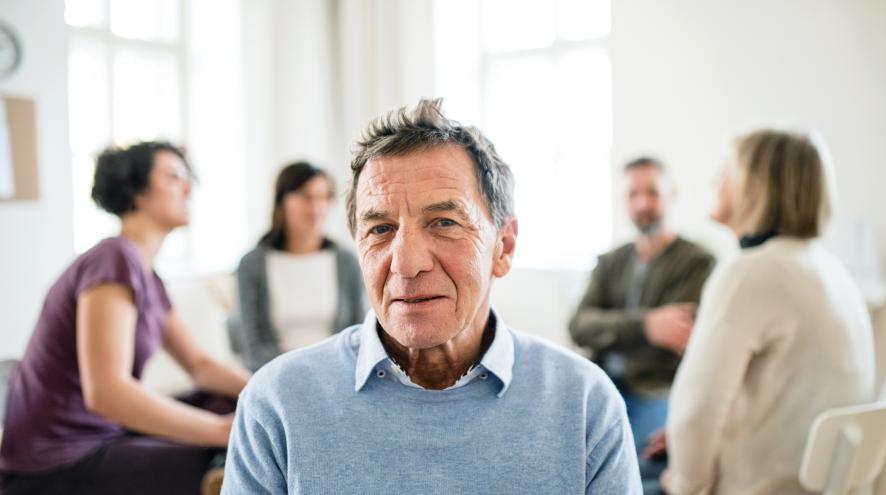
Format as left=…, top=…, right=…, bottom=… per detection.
left=354, top=144, right=516, bottom=350
left=624, top=166, right=670, bottom=235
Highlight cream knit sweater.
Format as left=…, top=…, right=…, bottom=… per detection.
left=667, top=237, right=876, bottom=495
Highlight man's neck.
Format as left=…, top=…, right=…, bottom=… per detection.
left=380, top=312, right=495, bottom=390
left=635, top=230, right=677, bottom=261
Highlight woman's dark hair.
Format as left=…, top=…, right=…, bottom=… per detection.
left=260, top=161, right=334, bottom=250
left=91, top=141, right=191, bottom=217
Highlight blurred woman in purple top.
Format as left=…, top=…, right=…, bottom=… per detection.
left=0, top=142, right=251, bottom=495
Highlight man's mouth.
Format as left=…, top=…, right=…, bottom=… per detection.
left=394, top=295, right=445, bottom=304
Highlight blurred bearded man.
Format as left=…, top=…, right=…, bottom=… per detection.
left=569, top=157, right=715, bottom=456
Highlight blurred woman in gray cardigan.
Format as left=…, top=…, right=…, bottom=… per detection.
left=231, top=162, right=366, bottom=371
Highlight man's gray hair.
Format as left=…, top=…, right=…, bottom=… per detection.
left=345, top=98, right=515, bottom=236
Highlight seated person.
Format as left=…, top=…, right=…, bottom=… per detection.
left=0, top=142, right=251, bottom=495
left=221, top=99, right=642, bottom=493
left=231, top=162, right=365, bottom=371
left=569, top=157, right=715, bottom=453
left=662, top=129, right=876, bottom=494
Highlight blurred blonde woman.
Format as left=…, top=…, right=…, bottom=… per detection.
left=663, top=130, right=875, bottom=494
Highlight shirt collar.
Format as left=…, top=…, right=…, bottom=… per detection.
left=353, top=309, right=515, bottom=397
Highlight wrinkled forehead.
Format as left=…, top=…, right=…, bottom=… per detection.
left=356, top=145, right=484, bottom=211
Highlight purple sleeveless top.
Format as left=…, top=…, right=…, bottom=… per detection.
left=0, top=236, right=171, bottom=473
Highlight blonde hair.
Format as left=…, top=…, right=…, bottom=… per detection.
left=731, top=129, right=834, bottom=238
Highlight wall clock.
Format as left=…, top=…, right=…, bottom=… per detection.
left=0, top=22, right=22, bottom=79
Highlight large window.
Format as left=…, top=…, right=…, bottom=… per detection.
left=66, top=0, right=189, bottom=259
left=434, top=0, right=612, bottom=270
left=66, top=0, right=248, bottom=275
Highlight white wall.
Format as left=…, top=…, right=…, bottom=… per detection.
left=608, top=0, right=886, bottom=382
left=609, top=0, right=886, bottom=266
left=0, top=0, right=72, bottom=358
left=466, top=0, right=886, bottom=350
left=236, top=0, right=886, bottom=354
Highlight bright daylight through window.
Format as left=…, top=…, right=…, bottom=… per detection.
left=434, top=0, right=612, bottom=270
left=65, top=0, right=189, bottom=260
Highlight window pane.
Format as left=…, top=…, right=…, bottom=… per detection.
left=72, top=154, right=119, bottom=253
left=68, top=35, right=111, bottom=154
left=110, top=0, right=180, bottom=43
left=484, top=56, right=562, bottom=268
left=65, top=0, right=107, bottom=29
left=482, top=0, right=555, bottom=52
left=555, top=148, right=612, bottom=268
left=434, top=2, right=613, bottom=269
left=484, top=55, right=557, bottom=159
left=557, top=0, right=610, bottom=40
left=113, top=46, right=182, bottom=143
left=433, top=0, right=483, bottom=125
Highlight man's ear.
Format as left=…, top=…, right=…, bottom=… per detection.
left=492, top=218, right=518, bottom=278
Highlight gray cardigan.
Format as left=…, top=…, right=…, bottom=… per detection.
left=231, top=241, right=366, bottom=371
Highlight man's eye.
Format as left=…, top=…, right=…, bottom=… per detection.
left=435, top=218, right=457, bottom=228
left=369, top=225, right=393, bottom=235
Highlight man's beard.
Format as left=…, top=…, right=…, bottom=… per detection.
left=635, top=217, right=663, bottom=237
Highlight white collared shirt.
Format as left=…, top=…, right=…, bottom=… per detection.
left=351, top=309, right=515, bottom=397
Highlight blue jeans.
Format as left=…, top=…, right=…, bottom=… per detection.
left=620, top=387, right=669, bottom=454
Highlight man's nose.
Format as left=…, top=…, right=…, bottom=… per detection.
left=390, top=227, right=434, bottom=279
left=633, top=194, right=651, bottom=210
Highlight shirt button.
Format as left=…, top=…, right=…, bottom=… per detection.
left=479, top=372, right=489, bottom=380
left=376, top=369, right=386, bottom=378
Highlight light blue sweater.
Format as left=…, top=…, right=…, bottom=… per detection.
left=222, top=318, right=641, bottom=494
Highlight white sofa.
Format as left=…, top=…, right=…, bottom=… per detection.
left=141, top=274, right=241, bottom=395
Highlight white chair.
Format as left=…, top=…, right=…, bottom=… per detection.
left=799, top=398, right=886, bottom=495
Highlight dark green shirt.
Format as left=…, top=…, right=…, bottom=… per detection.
left=569, top=237, right=715, bottom=396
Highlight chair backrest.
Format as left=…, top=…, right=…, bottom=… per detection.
left=799, top=400, right=886, bottom=494
left=0, top=359, right=20, bottom=436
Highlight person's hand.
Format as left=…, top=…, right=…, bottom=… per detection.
left=660, top=468, right=673, bottom=493
left=644, top=303, right=696, bottom=354
left=642, top=428, right=667, bottom=459
left=208, top=413, right=234, bottom=447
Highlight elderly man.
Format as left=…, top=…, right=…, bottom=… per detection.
left=569, top=157, right=715, bottom=457
left=222, top=99, right=641, bottom=494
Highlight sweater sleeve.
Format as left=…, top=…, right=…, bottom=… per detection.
left=222, top=400, right=287, bottom=494
left=663, top=252, right=716, bottom=304
left=665, top=263, right=765, bottom=494
left=235, top=251, right=281, bottom=371
left=569, top=255, right=648, bottom=356
left=585, top=379, right=643, bottom=494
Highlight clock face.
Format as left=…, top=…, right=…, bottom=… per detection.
left=0, top=23, right=22, bottom=78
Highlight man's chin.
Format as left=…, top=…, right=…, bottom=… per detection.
left=381, top=317, right=455, bottom=351
left=636, top=221, right=662, bottom=237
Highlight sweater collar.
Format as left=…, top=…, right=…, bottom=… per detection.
left=739, top=231, right=778, bottom=250
left=353, top=309, right=514, bottom=397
